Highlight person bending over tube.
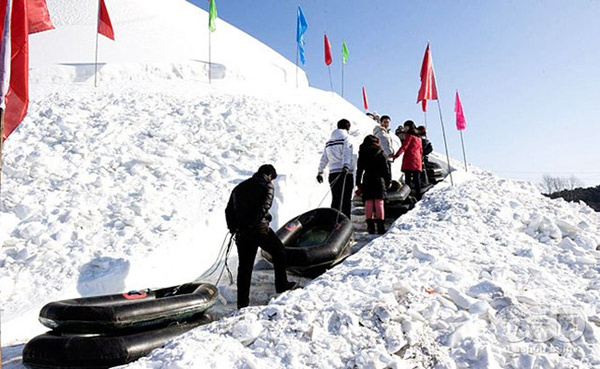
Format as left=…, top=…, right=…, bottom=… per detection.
left=225, top=164, right=295, bottom=309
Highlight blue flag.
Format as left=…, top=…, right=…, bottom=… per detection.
left=296, top=5, right=308, bottom=65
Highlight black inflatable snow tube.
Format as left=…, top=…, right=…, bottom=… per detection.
left=38, top=282, right=218, bottom=333
left=263, top=208, right=353, bottom=278
left=425, top=156, right=448, bottom=184
left=22, top=315, right=211, bottom=369
left=386, top=181, right=412, bottom=205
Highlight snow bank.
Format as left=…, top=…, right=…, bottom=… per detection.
left=125, top=169, right=600, bottom=368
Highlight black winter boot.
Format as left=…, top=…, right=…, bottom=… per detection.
left=366, top=219, right=375, bottom=234
left=376, top=219, right=386, bottom=235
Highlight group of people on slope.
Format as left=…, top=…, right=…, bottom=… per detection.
left=224, top=115, right=433, bottom=309
left=317, top=115, right=433, bottom=235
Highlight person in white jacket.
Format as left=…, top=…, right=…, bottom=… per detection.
left=316, top=119, right=355, bottom=219
left=373, top=115, right=396, bottom=174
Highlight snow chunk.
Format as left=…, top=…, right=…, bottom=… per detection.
left=572, top=234, right=600, bottom=251
left=467, top=281, right=505, bottom=301
left=232, top=316, right=264, bottom=346
left=556, top=219, right=582, bottom=238
left=525, top=215, right=562, bottom=240
left=558, top=237, right=585, bottom=254
left=469, top=301, right=491, bottom=315
left=412, top=245, right=436, bottom=262
left=447, top=288, right=476, bottom=310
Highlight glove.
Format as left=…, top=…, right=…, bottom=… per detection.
left=341, top=166, right=350, bottom=175
left=355, top=185, right=362, bottom=196
left=316, top=174, right=323, bottom=184
left=265, top=213, right=272, bottom=222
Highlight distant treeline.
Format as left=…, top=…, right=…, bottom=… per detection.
left=547, top=186, right=600, bottom=212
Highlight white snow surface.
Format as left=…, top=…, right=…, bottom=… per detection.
left=2, top=0, right=600, bottom=368
left=30, top=0, right=308, bottom=87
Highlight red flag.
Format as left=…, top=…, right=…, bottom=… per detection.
left=323, top=33, right=332, bottom=66
left=2, top=0, right=29, bottom=141
left=362, top=86, right=369, bottom=110
left=98, top=0, right=114, bottom=40
left=28, top=0, right=53, bottom=34
left=416, top=43, right=438, bottom=112
left=455, top=90, right=467, bottom=130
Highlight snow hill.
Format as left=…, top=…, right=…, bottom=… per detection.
left=30, top=0, right=308, bottom=87
left=2, top=0, right=600, bottom=368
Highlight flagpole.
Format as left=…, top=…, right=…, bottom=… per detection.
left=0, top=5, right=7, bottom=346
left=434, top=99, right=453, bottom=186
left=208, top=31, right=212, bottom=84
left=1, top=109, right=4, bottom=196
left=94, top=32, right=100, bottom=87
left=0, top=116, right=5, bottom=369
left=459, top=130, right=468, bottom=172
left=422, top=109, right=430, bottom=185
left=0, top=302, right=2, bottom=369
left=295, top=45, right=298, bottom=88
left=0, top=283, right=2, bottom=369
left=94, top=0, right=100, bottom=87
left=423, top=43, right=453, bottom=186
left=341, top=63, right=344, bottom=97
left=327, top=66, right=333, bottom=95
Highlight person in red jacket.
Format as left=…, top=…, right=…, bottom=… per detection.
left=393, top=120, right=423, bottom=198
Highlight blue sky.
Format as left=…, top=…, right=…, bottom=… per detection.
left=188, top=0, right=600, bottom=187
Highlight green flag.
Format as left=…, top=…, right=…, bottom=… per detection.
left=342, top=41, right=349, bottom=64
left=209, top=0, right=218, bottom=32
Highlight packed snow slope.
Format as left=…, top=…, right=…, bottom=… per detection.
left=2, top=1, right=600, bottom=368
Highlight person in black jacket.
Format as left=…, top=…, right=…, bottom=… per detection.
left=356, top=135, right=391, bottom=234
left=225, top=164, right=295, bottom=309
left=417, top=125, right=433, bottom=185
left=417, top=125, right=433, bottom=158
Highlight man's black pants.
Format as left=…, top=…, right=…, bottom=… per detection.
left=404, top=170, right=422, bottom=199
left=235, top=227, right=289, bottom=309
left=328, top=172, right=354, bottom=219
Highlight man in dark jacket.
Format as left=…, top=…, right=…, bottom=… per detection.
left=225, top=164, right=295, bottom=309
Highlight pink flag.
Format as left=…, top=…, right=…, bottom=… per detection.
left=98, top=0, right=114, bottom=40
left=362, top=86, right=369, bottom=110
left=454, top=90, right=467, bottom=130
left=416, top=43, right=438, bottom=112
left=323, top=33, right=332, bottom=66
